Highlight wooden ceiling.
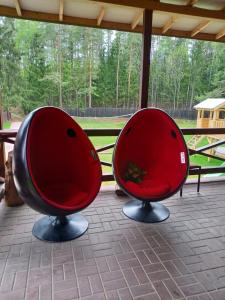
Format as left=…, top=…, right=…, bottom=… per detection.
left=0, top=0, right=225, bottom=42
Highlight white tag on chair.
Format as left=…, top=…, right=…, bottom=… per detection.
left=180, top=152, right=185, bottom=164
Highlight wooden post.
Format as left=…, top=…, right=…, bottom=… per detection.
left=139, top=9, right=153, bottom=109
left=0, top=107, right=5, bottom=178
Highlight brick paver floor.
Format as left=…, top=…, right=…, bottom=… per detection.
left=0, top=182, right=225, bottom=300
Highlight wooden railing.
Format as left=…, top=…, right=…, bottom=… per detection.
left=86, top=127, right=225, bottom=181
left=2, top=127, right=225, bottom=181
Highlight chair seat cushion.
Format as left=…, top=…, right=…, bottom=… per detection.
left=124, top=178, right=171, bottom=199
left=41, top=183, right=88, bottom=211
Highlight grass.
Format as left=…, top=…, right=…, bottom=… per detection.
left=3, top=121, right=11, bottom=129
left=74, top=117, right=224, bottom=175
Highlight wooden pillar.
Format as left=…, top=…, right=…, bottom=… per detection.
left=139, top=9, right=153, bottom=109
left=0, top=108, right=5, bottom=178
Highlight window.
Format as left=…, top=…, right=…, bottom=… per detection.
left=203, top=111, right=210, bottom=118
left=219, top=111, right=225, bottom=119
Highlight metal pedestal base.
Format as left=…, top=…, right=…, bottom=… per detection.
left=123, top=199, right=170, bottom=223
left=32, top=213, right=88, bottom=242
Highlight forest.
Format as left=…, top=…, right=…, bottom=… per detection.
left=0, top=17, right=225, bottom=114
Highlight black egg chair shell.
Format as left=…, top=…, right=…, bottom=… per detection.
left=13, top=107, right=102, bottom=242
left=113, top=108, right=189, bottom=223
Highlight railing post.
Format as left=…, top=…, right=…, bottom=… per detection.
left=139, top=9, right=153, bottom=109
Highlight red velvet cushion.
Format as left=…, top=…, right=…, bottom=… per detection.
left=124, top=178, right=171, bottom=199
left=26, top=107, right=102, bottom=211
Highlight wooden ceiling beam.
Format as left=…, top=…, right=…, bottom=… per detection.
left=131, top=10, right=143, bottom=30
left=186, top=0, right=199, bottom=6
left=161, top=16, right=177, bottom=34
left=216, top=27, right=225, bottom=40
left=97, top=7, right=105, bottom=26
left=191, top=19, right=210, bottom=37
left=92, top=0, right=225, bottom=21
left=59, top=0, right=64, bottom=21
left=1, top=5, right=225, bottom=43
left=14, top=0, right=22, bottom=17
left=153, top=27, right=225, bottom=43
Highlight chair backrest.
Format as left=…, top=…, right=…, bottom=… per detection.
left=113, top=108, right=189, bottom=201
left=13, top=107, right=102, bottom=215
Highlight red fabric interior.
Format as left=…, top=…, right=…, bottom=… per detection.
left=26, top=107, right=102, bottom=211
left=114, top=109, right=188, bottom=200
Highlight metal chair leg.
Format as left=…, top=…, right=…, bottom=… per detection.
left=197, top=167, right=201, bottom=193
left=180, top=188, right=183, bottom=197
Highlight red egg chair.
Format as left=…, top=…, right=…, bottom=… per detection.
left=13, top=107, right=102, bottom=242
left=113, top=108, right=189, bottom=223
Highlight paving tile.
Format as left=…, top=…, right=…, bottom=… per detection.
left=81, top=293, right=106, bottom=300
left=153, top=280, right=173, bottom=299
left=163, top=278, right=185, bottom=299
left=118, top=288, right=133, bottom=300
left=54, top=287, right=79, bottom=300
left=147, top=270, right=171, bottom=282
left=105, top=290, right=120, bottom=300
left=180, top=283, right=206, bottom=297
left=54, top=278, right=77, bottom=292
left=103, top=278, right=127, bottom=291
left=123, top=269, right=139, bottom=286
left=130, top=283, right=154, bottom=297
left=77, top=276, right=92, bottom=297
left=133, top=266, right=149, bottom=284
left=0, top=184, right=225, bottom=300
left=89, top=274, right=104, bottom=294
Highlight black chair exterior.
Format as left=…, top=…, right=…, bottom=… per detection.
left=13, top=107, right=102, bottom=242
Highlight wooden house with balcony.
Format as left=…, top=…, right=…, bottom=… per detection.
left=195, top=98, right=225, bottom=130
left=188, top=98, right=225, bottom=150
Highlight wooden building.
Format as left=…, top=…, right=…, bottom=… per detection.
left=195, top=98, right=225, bottom=130
left=188, top=99, right=225, bottom=150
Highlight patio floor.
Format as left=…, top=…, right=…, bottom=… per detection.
left=0, top=182, right=225, bottom=300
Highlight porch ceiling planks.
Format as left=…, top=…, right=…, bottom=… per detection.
left=93, top=0, right=225, bottom=21
left=0, top=0, right=225, bottom=43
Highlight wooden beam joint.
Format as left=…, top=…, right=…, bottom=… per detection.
left=191, top=19, right=210, bottom=37
left=216, top=27, right=225, bottom=40
left=97, top=7, right=105, bottom=26
left=161, top=16, right=177, bottom=34
left=14, top=0, right=22, bottom=16
left=186, top=0, right=198, bottom=7
left=131, top=10, right=143, bottom=30
left=59, top=0, right=64, bottom=22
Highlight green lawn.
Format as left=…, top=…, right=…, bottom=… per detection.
left=3, top=121, right=11, bottom=129
left=74, top=117, right=224, bottom=174
left=76, top=117, right=125, bottom=173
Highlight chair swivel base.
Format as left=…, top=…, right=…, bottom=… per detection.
left=32, top=213, right=88, bottom=242
left=123, top=199, right=170, bottom=223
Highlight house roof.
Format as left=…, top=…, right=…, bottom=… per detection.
left=0, top=0, right=225, bottom=42
left=194, top=98, right=225, bottom=110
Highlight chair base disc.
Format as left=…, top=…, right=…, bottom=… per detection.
left=32, top=213, right=88, bottom=242
left=123, top=200, right=170, bottom=223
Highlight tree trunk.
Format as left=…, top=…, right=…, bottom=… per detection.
left=189, top=83, right=195, bottom=110
left=127, top=42, right=133, bottom=108
left=57, top=25, right=63, bottom=108
left=116, top=44, right=120, bottom=108
left=88, top=39, right=92, bottom=108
